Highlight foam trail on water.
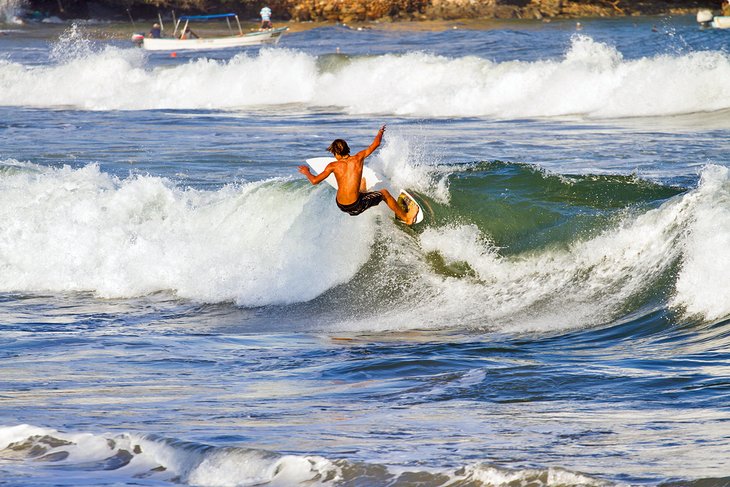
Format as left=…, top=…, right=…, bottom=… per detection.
left=3, top=33, right=730, bottom=118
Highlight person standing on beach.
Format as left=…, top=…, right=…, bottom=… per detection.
left=298, top=125, right=419, bottom=225
left=260, top=6, right=273, bottom=29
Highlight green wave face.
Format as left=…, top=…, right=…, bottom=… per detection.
left=434, top=161, right=685, bottom=254
left=318, top=162, right=729, bottom=333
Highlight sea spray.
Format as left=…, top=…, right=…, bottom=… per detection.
left=671, top=164, right=730, bottom=321
left=0, top=0, right=24, bottom=24
left=372, top=127, right=450, bottom=203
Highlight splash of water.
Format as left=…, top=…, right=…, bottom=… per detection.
left=0, top=0, right=25, bottom=24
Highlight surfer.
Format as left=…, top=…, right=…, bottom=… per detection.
left=298, top=125, right=419, bottom=225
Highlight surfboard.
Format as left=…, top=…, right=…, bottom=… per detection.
left=305, top=157, right=424, bottom=225
left=306, top=157, right=382, bottom=191
left=397, top=189, right=424, bottom=224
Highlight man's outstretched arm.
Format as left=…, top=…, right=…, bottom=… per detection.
left=359, top=125, right=386, bottom=159
left=298, top=163, right=335, bottom=185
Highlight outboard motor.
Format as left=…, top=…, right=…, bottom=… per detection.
left=131, top=33, right=145, bottom=47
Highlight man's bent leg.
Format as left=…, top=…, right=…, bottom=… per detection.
left=380, top=189, right=415, bottom=225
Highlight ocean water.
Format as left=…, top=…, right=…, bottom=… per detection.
left=1, top=13, right=729, bottom=487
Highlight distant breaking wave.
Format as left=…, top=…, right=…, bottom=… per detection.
left=2, top=32, right=730, bottom=117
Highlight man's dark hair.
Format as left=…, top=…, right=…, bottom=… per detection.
left=327, top=139, right=350, bottom=157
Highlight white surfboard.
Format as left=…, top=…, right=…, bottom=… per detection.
left=305, top=157, right=424, bottom=225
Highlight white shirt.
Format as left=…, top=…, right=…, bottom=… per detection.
left=260, top=7, right=272, bottom=21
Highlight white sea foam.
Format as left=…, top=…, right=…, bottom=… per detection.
left=671, top=165, right=730, bottom=321
left=1, top=424, right=612, bottom=487
left=3, top=33, right=730, bottom=118
left=0, top=161, right=377, bottom=306
left=464, top=464, right=608, bottom=486
left=0, top=425, right=338, bottom=486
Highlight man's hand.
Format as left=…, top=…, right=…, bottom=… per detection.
left=379, top=125, right=386, bottom=134
left=298, top=165, right=312, bottom=176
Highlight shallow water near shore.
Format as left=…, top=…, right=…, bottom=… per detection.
left=1, top=14, right=729, bottom=487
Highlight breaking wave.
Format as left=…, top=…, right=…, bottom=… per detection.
left=2, top=31, right=730, bottom=118
left=0, top=157, right=727, bottom=329
left=0, top=424, right=610, bottom=487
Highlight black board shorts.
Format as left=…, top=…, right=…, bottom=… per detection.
left=336, top=191, right=383, bottom=216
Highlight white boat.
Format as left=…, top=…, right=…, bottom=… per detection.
left=712, top=15, right=730, bottom=28
left=696, top=9, right=730, bottom=28
left=133, top=13, right=287, bottom=51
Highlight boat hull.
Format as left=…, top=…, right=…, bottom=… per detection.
left=141, top=27, right=287, bottom=51
left=711, top=15, right=730, bottom=28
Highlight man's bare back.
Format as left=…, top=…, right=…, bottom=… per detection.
left=323, top=153, right=367, bottom=206
left=298, top=125, right=418, bottom=225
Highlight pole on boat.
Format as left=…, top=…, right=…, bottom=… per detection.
left=126, top=8, right=136, bottom=28
left=158, top=12, right=164, bottom=34
left=235, top=14, right=242, bottom=35
left=172, top=11, right=180, bottom=37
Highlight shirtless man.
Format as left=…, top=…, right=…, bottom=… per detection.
left=298, top=125, right=419, bottom=225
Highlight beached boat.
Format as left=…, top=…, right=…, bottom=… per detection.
left=712, top=15, right=730, bottom=28
left=696, top=9, right=730, bottom=28
left=133, top=13, right=287, bottom=51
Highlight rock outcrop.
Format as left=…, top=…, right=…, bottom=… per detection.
left=269, top=0, right=715, bottom=21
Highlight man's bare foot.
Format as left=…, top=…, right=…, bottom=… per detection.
left=404, top=203, right=419, bottom=225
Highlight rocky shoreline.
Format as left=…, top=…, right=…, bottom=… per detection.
left=277, top=0, right=715, bottom=22
left=27, top=0, right=718, bottom=23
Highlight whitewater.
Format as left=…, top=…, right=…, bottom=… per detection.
left=1, top=14, right=729, bottom=487
left=3, top=32, right=730, bottom=117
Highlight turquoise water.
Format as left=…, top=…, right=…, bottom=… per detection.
left=0, top=15, right=729, bottom=486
